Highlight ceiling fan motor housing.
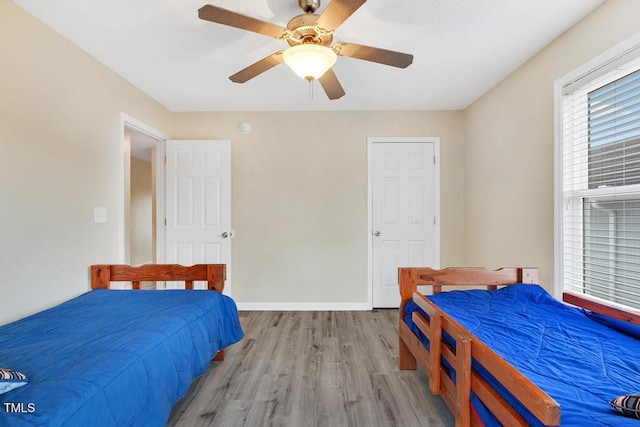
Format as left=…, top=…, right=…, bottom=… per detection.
left=299, top=0, right=321, bottom=14
left=286, top=14, right=333, bottom=47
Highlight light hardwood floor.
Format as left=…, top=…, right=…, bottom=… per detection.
left=168, top=310, right=454, bottom=427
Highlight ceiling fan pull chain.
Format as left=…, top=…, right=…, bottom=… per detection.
left=309, top=78, right=314, bottom=99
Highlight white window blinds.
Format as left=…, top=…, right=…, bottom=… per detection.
left=561, top=59, right=640, bottom=310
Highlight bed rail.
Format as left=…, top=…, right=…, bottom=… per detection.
left=563, top=291, right=640, bottom=325
left=412, top=292, right=560, bottom=426
left=90, top=264, right=226, bottom=293
left=398, top=267, right=561, bottom=427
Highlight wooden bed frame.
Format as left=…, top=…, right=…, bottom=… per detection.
left=398, top=266, right=640, bottom=427
left=90, top=263, right=227, bottom=360
left=91, top=264, right=225, bottom=292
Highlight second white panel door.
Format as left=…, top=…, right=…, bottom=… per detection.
left=372, top=141, right=437, bottom=307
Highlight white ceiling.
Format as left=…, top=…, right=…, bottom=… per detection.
left=13, top=0, right=604, bottom=112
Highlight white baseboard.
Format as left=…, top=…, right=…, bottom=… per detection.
left=235, top=302, right=371, bottom=311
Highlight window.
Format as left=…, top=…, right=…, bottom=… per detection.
left=559, top=49, right=640, bottom=311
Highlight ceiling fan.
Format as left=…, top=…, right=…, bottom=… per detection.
left=198, top=0, right=414, bottom=100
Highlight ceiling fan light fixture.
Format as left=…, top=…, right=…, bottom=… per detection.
left=283, top=44, right=337, bottom=81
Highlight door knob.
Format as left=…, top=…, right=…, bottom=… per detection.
left=374, top=230, right=381, bottom=237
left=221, top=232, right=229, bottom=238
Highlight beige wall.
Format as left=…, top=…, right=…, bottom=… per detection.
left=171, top=111, right=465, bottom=303
left=463, top=0, right=640, bottom=290
left=130, top=157, right=153, bottom=265
left=0, top=1, right=172, bottom=324
left=5, top=0, right=636, bottom=325
left=0, top=1, right=464, bottom=324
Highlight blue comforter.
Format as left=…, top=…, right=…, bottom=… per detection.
left=0, top=289, right=243, bottom=426
left=404, top=284, right=640, bottom=426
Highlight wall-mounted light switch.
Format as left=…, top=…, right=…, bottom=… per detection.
left=94, top=207, right=107, bottom=223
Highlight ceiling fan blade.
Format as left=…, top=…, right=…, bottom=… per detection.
left=229, top=51, right=285, bottom=83
left=318, top=69, right=345, bottom=100
left=315, top=0, right=366, bottom=32
left=334, top=42, right=413, bottom=68
left=198, top=4, right=287, bottom=39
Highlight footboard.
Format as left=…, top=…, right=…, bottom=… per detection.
left=398, top=267, right=560, bottom=427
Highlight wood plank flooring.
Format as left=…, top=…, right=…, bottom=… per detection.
left=168, top=310, right=454, bottom=427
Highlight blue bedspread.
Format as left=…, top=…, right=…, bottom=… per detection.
left=404, top=284, right=640, bottom=426
left=0, top=289, right=243, bottom=426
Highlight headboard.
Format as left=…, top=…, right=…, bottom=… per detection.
left=90, top=264, right=226, bottom=293
left=398, top=266, right=540, bottom=301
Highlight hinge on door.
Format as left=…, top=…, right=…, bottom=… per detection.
left=164, top=218, right=167, bottom=226
left=434, top=216, right=436, bottom=225
left=164, top=156, right=167, bottom=165
left=433, top=156, right=436, bottom=165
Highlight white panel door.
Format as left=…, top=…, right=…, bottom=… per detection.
left=165, top=140, right=232, bottom=294
left=372, top=141, right=437, bottom=307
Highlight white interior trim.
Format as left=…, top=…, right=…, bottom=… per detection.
left=553, top=80, right=564, bottom=300
left=119, top=113, right=170, bottom=264
left=366, top=136, right=441, bottom=309
left=236, top=302, right=371, bottom=311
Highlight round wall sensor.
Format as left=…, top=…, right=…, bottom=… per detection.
left=239, top=122, right=252, bottom=134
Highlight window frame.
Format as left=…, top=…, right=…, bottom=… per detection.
left=554, top=33, right=640, bottom=307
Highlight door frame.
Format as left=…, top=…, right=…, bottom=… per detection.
left=119, top=113, right=169, bottom=264
left=366, top=137, right=441, bottom=309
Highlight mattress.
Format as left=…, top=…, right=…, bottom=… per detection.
left=404, top=284, right=640, bottom=426
left=0, top=289, right=243, bottom=426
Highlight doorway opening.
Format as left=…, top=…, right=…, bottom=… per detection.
left=120, top=114, right=168, bottom=267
